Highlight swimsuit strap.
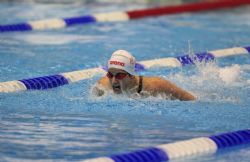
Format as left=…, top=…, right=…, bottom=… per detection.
left=137, top=76, right=143, bottom=94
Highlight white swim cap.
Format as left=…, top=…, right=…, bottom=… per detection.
left=108, top=50, right=136, bottom=75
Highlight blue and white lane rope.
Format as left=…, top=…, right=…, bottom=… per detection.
left=0, top=46, right=249, bottom=93
left=1, top=0, right=250, bottom=33
left=83, top=129, right=250, bottom=162
left=0, top=13, right=126, bottom=32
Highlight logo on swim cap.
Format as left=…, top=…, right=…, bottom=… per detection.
left=109, top=61, right=125, bottom=67
left=108, top=50, right=136, bottom=75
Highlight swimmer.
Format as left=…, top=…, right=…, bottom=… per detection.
left=92, top=50, right=196, bottom=101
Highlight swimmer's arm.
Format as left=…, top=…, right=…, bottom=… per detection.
left=154, top=78, right=196, bottom=101
left=92, top=85, right=105, bottom=96
left=92, top=77, right=108, bottom=97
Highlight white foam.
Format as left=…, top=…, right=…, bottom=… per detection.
left=247, top=80, right=250, bottom=85
left=195, top=63, right=242, bottom=86
left=219, top=64, right=241, bottom=85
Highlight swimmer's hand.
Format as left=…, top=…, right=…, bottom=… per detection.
left=92, top=86, right=105, bottom=97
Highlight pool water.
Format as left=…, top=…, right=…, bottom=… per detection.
left=0, top=1, right=250, bottom=161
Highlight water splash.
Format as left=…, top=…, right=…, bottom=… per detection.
left=219, top=64, right=241, bottom=85
left=168, top=62, right=245, bottom=103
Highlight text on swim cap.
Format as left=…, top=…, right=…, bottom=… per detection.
left=110, top=61, right=125, bottom=66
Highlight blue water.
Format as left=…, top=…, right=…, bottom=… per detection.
left=0, top=1, right=250, bottom=161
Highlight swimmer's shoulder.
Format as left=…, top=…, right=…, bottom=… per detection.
left=142, top=76, right=171, bottom=90
left=97, top=76, right=110, bottom=87
left=92, top=76, right=110, bottom=97
left=142, top=76, right=196, bottom=100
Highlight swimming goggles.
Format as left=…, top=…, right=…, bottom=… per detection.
left=106, top=72, right=128, bottom=80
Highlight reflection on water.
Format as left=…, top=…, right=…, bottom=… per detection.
left=0, top=113, right=211, bottom=160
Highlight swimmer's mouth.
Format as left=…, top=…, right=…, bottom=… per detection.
left=112, top=85, right=121, bottom=93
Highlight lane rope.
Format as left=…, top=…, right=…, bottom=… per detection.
left=82, top=129, right=250, bottom=162
left=0, top=46, right=249, bottom=93
left=1, top=0, right=250, bottom=32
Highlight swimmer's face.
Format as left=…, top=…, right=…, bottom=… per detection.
left=107, top=68, right=131, bottom=94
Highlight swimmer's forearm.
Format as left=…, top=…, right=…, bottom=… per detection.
left=178, top=92, right=196, bottom=101
left=159, top=80, right=196, bottom=101
left=169, top=87, right=196, bottom=101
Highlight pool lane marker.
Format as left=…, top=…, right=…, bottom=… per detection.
left=82, top=129, right=250, bottom=162
left=0, top=46, right=249, bottom=93
left=1, top=0, right=250, bottom=32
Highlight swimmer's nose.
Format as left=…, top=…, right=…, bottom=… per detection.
left=112, top=77, right=118, bottom=83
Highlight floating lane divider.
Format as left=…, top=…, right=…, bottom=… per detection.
left=0, top=46, right=249, bottom=93
left=1, top=0, right=250, bottom=32
left=82, top=129, right=250, bottom=162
